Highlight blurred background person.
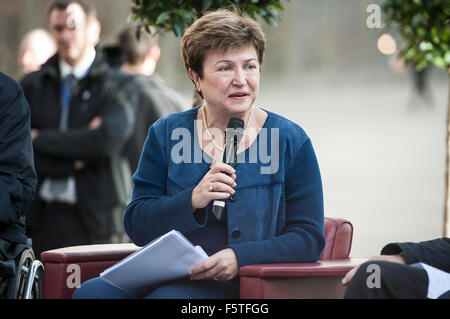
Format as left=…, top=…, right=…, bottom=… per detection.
left=17, top=28, right=57, bottom=75
left=410, top=65, right=433, bottom=108
left=20, top=0, right=135, bottom=258
left=118, top=25, right=185, bottom=173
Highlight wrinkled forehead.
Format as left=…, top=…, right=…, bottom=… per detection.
left=48, top=3, right=87, bottom=29
left=204, top=46, right=259, bottom=65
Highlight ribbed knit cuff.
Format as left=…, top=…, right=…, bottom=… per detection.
left=166, top=186, right=208, bottom=231
left=227, top=241, right=259, bottom=268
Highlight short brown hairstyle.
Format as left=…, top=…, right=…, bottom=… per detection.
left=47, top=0, right=97, bottom=22
left=181, top=8, right=266, bottom=78
left=119, top=26, right=159, bottom=65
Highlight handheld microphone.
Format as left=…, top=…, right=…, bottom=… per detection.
left=212, top=118, right=244, bottom=220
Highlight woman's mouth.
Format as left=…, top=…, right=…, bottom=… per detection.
left=229, top=92, right=249, bottom=100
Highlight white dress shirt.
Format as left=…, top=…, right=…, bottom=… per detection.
left=59, top=46, right=96, bottom=79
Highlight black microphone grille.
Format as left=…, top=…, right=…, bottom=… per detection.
left=227, top=117, right=245, bottom=130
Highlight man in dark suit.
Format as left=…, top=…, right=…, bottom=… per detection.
left=20, top=0, right=134, bottom=257
left=0, top=72, right=37, bottom=277
left=118, top=26, right=186, bottom=173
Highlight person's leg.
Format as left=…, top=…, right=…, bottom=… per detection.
left=344, top=261, right=428, bottom=299
left=144, top=278, right=240, bottom=299
left=72, top=277, right=151, bottom=299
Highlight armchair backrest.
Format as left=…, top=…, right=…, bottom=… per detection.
left=320, top=217, right=353, bottom=260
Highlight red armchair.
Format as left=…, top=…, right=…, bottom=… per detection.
left=40, top=217, right=365, bottom=299
left=239, top=217, right=366, bottom=298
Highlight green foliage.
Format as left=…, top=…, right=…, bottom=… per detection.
left=382, top=0, right=450, bottom=72
left=131, top=0, right=289, bottom=37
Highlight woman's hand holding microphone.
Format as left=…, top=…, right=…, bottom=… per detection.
left=191, top=161, right=237, bottom=212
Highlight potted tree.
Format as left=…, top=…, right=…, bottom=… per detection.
left=382, top=0, right=450, bottom=235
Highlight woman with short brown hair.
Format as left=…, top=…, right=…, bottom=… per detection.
left=74, top=9, right=325, bottom=299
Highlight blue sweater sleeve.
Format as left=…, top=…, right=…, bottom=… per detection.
left=123, top=120, right=207, bottom=246
left=228, top=138, right=325, bottom=267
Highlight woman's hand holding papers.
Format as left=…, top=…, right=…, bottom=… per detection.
left=189, top=248, right=239, bottom=281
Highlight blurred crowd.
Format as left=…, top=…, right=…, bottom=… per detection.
left=12, top=0, right=189, bottom=257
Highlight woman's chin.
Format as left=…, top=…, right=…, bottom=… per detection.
left=225, top=99, right=253, bottom=114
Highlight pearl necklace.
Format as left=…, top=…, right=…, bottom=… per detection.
left=201, top=104, right=254, bottom=152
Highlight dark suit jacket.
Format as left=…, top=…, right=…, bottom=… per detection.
left=0, top=72, right=37, bottom=275
left=381, top=237, right=450, bottom=273
left=123, top=73, right=184, bottom=173
left=20, top=52, right=135, bottom=238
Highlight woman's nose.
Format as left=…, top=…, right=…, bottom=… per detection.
left=232, top=68, right=246, bottom=86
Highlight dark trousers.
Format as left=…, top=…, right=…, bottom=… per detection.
left=27, top=201, right=111, bottom=259
left=344, top=261, right=429, bottom=299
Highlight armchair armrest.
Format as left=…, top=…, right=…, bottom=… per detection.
left=239, top=257, right=368, bottom=299
left=41, top=243, right=140, bottom=263
left=41, top=243, right=140, bottom=299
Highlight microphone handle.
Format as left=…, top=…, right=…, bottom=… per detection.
left=212, top=137, right=238, bottom=219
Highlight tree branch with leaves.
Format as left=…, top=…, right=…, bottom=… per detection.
left=131, top=0, right=289, bottom=37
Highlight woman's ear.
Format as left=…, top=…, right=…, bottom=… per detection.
left=188, top=68, right=201, bottom=92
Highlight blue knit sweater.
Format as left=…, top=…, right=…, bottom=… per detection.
left=123, top=106, right=325, bottom=267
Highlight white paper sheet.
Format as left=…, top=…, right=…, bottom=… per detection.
left=100, top=230, right=208, bottom=291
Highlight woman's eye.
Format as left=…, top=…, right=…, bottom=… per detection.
left=246, top=64, right=257, bottom=70
left=218, top=66, right=231, bottom=71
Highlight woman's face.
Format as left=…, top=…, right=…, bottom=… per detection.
left=191, top=46, right=260, bottom=117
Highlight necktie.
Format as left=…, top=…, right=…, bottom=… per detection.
left=44, top=73, right=78, bottom=202
left=64, top=73, right=78, bottom=92
left=60, top=73, right=77, bottom=131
